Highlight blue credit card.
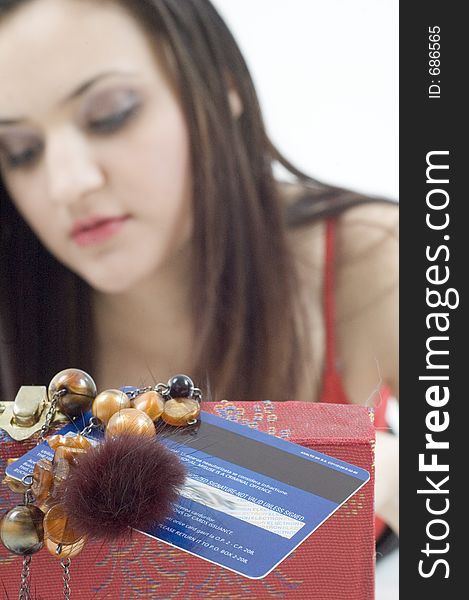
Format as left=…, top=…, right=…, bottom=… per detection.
left=6, top=411, right=370, bottom=579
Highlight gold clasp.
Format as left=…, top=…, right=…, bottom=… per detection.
left=0, top=386, right=68, bottom=441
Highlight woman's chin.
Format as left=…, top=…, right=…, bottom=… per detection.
left=78, top=268, right=146, bottom=295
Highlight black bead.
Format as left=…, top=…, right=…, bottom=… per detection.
left=168, top=374, right=194, bottom=398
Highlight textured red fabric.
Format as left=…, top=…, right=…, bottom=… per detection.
left=0, top=402, right=375, bottom=599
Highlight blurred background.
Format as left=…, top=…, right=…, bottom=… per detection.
left=212, top=0, right=398, bottom=201
left=212, top=2, right=399, bottom=598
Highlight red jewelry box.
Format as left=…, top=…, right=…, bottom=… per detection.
left=0, top=401, right=375, bottom=599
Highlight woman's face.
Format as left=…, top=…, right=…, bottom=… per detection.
left=0, top=0, right=192, bottom=293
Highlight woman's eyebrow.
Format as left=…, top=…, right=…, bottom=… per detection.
left=0, top=69, right=138, bottom=125
left=61, top=69, right=137, bottom=105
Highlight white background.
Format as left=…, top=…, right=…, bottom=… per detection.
left=212, top=0, right=398, bottom=201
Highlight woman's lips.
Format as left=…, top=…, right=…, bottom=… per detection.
left=71, top=215, right=130, bottom=247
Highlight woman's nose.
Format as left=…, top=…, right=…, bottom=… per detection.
left=44, top=128, right=105, bottom=207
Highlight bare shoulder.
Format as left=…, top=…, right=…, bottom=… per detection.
left=335, top=202, right=399, bottom=404
left=336, top=202, right=398, bottom=299
left=337, top=201, right=398, bottom=265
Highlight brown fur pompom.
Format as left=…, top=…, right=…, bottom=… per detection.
left=62, top=434, right=186, bottom=540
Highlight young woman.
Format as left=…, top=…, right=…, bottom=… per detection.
left=0, top=0, right=398, bottom=539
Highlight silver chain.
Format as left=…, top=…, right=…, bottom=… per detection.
left=124, top=385, right=155, bottom=401
left=23, top=487, right=34, bottom=506
left=80, top=416, right=101, bottom=437
left=37, top=389, right=67, bottom=443
left=154, top=383, right=171, bottom=398
left=61, top=558, right=71, bottom=600
left=18, top=555, right=31, bottom=600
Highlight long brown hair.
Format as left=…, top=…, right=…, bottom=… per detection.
left=0, top=0, right=392, bottom=401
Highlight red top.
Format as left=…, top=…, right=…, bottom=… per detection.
left=319, top=218, right=390, bottom=538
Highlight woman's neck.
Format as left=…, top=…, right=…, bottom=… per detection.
left=91, top=246, right=193, bottom=390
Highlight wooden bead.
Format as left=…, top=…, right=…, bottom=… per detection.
left=53, top=445, right=86, bottom=466
left=105, top=408, right=156, bottom=438
left=53, top=456, right=70, bottom=481
left=44, top=504, right=82, bottom=545
left=92, top=389, right=131, bottom=424
left=48, top=369, right=97, bottom=418
left=45, top=536, right=86, bottom=559
left=31, top=458, right=54, bottom=502
left=47, top=456, right=71, bottom=503
left=2, top=475, right=28, bottom=494
left=2, top=458, right=28, bottom=493
left=47, top=434, right=92, bottom=451
left=132, top=391, right=165, bottom=421
left=0, top=505, right=44, bottom=555
left=161, top=398, right=200, bottom=426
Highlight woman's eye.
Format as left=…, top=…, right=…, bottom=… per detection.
left=88, top=104, right=139, bottom=134
left=5, top=145, right=42, bottom=169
